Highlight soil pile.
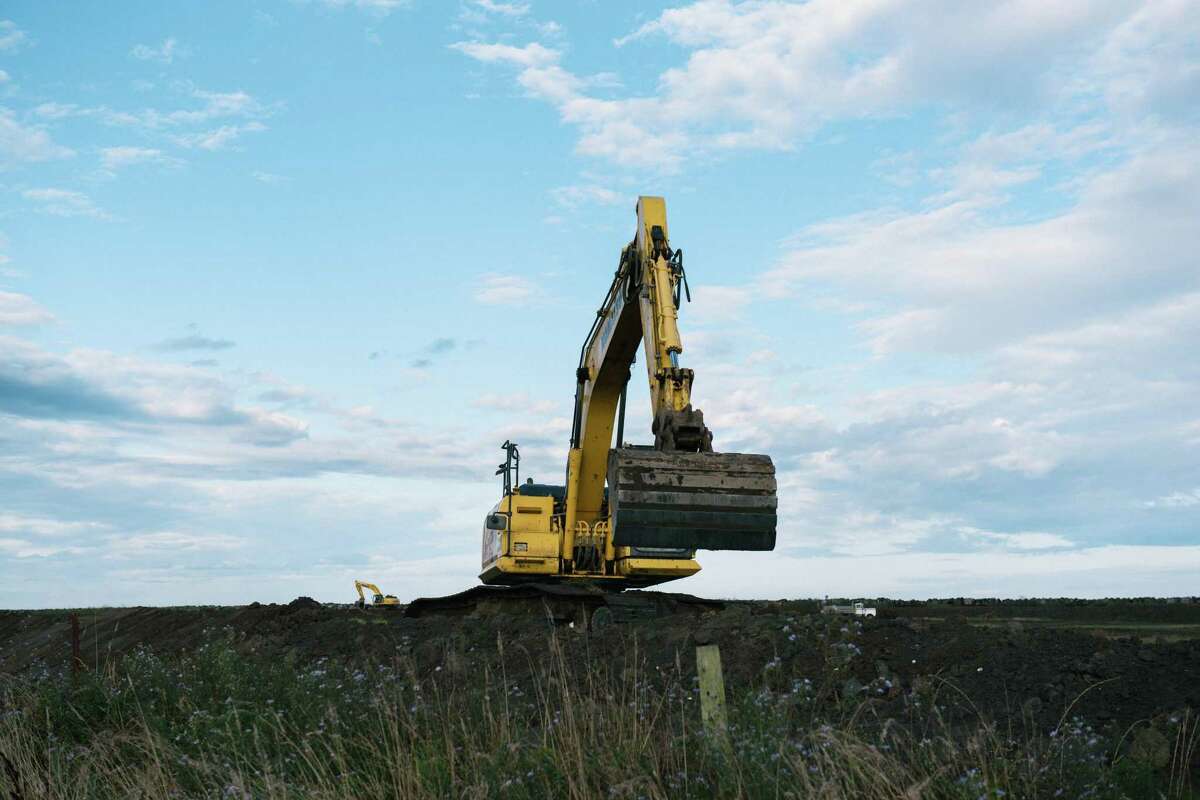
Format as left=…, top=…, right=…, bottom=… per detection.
left=1, top=598, right=1196, bottom=736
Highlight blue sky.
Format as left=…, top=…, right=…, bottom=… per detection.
left=1, top=0, right=1198, bottom=607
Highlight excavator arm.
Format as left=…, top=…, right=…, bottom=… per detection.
left=576, top=197, right=709, bottom=453
left=355, top=580, right=380, bottom=605
left=565, top=196, right=776, bottom=553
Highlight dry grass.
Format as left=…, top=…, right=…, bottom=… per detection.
left=0, top=628, right=1194, bottom=799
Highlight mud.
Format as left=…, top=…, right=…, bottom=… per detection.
left=2, top=597, right=1197, bottom=736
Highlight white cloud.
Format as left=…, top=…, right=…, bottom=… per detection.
left=473, top=0, right=529, bottom=16
left=25, top=90, right=273, bottom=159
left=130, top=37, right=180, bottom=64
left=32, top=102, right=85, bottom=120
left=162, top=90, right=264, bottom=126
left=0, top=291, right=55, bottom=326
left=251, top=170, right=286, bottom=183
left=1089, top=0, right=1200, bottom=117
left=66, top=89, right=272, bottom=132
left=0, top=514, right=106, bottom=537
left=960, top=526, right=1074, bottom=550
left=106, top=531, right=244, bottom=556
left=616, top=0, right=1131, bottom=121
left=452, top=38, right=681, bottom=168
left=0, top=20, right=27, bottom=52
left=473, top=273, right=539, bottom=305
left=472, top=392, right=557, bottom=415
left=1145, top=488, right=1200, bottom=509
left=456, top=2, right=1194, bottom=170
left=0, top=70, right=9, bottom=84
left=22, top=188, right=109, bottom=219
left=550, top=183, right=622, bottom=208
left=449, top=41, right=558, bottom=68
left=312, top=0, right=409, bottom=13
left=236, top=409, right=310, bottom=447
left=173, top=121, right=266, bottom=150
left=0, top=333, right=293, bottom=435
left=995, top=291, right=1200, bottom=381
left=960, top=121, right=1113, bottom=167
left=0, top=538, right=86, bottom=559
left=0, top=109, right=75, bottom=166
left=0, top=333, right=484, bottom=477
left=816, top=511, right=956, bottom=556
left=99, top=145, right=181, bottom=172
left=687, top=212, right=1199, bottom=566
left=689, top=545, right=1200, bottom=599
left=762, top=136, right=1200, bottom=356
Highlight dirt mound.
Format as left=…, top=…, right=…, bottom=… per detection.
left=2, top=598, right=1197, bottom=737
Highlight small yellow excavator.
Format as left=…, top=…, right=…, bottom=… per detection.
left=354, top=580, right=401, bottom=609
left=408, top=196, right=776, bottom=624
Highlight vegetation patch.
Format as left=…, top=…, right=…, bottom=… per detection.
left=1, top=611, right=1197, bottom=799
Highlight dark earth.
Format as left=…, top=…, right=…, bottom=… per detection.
left=2, top=596, right=1197, bottom=738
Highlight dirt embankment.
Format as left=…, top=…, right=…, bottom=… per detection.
left=2, top=598, right=1197, bottom=735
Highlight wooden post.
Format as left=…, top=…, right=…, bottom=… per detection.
left=695, top=644, right=728, bottom=737
left=69, top=612, right=82, bottom=681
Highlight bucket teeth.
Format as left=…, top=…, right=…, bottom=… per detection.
left=608, top=449, right=777, bottom=551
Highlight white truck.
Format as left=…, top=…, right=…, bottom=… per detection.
left=821, top=601, right=877, bottom=618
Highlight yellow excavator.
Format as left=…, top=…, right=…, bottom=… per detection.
left=354, top=580, right=401, bottom=609
left=407, top=196, right=776, bottom=623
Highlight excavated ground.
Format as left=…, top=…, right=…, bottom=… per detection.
left=1, top=598, right=1197, bottom=736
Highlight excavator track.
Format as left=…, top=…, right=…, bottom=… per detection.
left=405, top=583, right=723, bottom=627
left=608, top=448, right=777, bottom=551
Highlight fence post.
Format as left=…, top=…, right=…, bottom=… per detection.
left=695, top=643, right=728, bottom=737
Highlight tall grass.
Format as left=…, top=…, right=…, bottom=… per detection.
left=0, top=627, right=1193, bottom=799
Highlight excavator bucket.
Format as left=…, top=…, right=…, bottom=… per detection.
left=608, top=449, right=777, bottom=551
